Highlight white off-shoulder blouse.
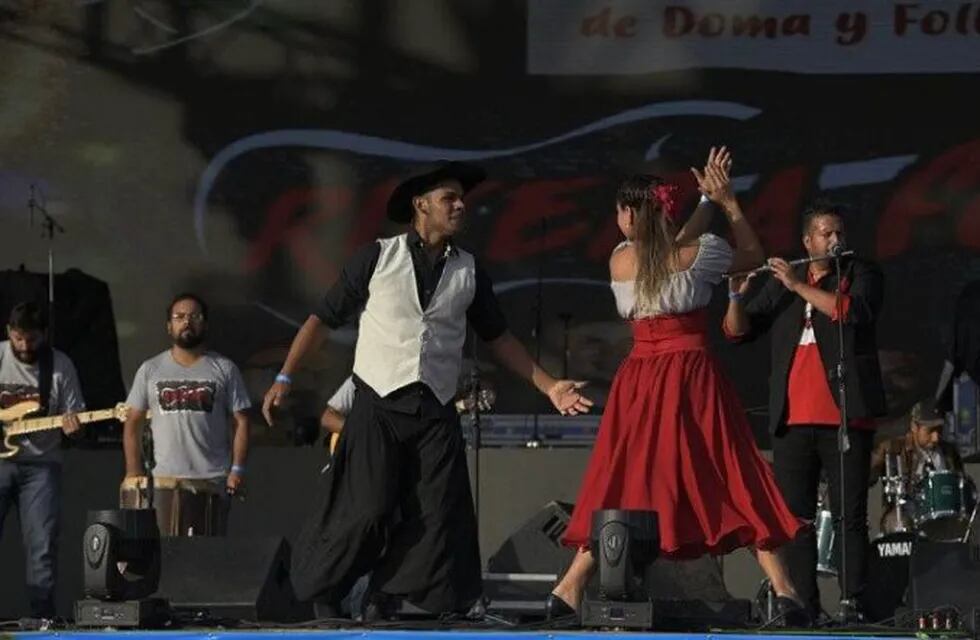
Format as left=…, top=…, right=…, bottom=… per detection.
left=610, top=233, right=734, bottom=319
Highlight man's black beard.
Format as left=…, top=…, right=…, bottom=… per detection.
left=12, top=349, right=37, bottom=364
left=174, top=332, right=205, bottom=349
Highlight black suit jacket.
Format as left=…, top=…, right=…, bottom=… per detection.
left=738, top=257, right=887, bottom=435
left=936, top=280, right=980, bottom=411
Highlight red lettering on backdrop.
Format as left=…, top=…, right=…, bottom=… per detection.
left=581, top=7, right=613, bottom=37
left=744, top=167, right=807, bottom=256
left=586, top=217, right=623, bottom=263
left=462, top=180, right=505, bottom=214
left=347, top=179, right=398, bottom=251
left=664, top=7, right=696, bottom=36
left=349, top=178, right=503, bottom=252
left=956, top=197, right=980, bottom=250
left=615, top=16, right=638, bottom=38
left=244, top=149, right=980, bottom=282
left=877, top=140, right=980, bottom=258
left=249, top=179, right=504, bottom=285
left=585, top=173, right=699, bottom=263
left=246, top=187, right=310, bottom=272
left=245, top=187, right=353, bottom=285
left=580, top=7, right=637, bottom=38
left=349, top=179, right=503, bottom=251
left=894, top=4, right=920, bottom=35
left=485, top=178, right=601, bottom=262
left=585, top=168, right=804, bottom=262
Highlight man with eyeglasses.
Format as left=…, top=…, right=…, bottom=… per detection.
left=121, top=293, right=251, bottom=536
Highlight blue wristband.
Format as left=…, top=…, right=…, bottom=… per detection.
left=231, top=464, right=245, bottom=475
left=275, top=372, right=292, bottom=385
left=728, top=291, right=743, bottom=301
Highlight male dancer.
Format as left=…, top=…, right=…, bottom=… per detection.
left=263, top=161, right=591, bottom=617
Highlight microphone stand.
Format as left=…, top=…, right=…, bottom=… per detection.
left=558, top=312, right=572, bottom=378
left=833, top=251, right=856, bottom=623
left=527, top=218, right=546, bottom=449
left=469, top=350, right=483, bottom=533
left=28, top=185, right=65, bottom=344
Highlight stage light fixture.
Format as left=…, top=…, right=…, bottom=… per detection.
left=76, top=509, right=167, bottom=627
left=581, top=509, right=659, bottom=629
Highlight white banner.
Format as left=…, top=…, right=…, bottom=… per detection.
left=528, top=0, right=980, bottom=75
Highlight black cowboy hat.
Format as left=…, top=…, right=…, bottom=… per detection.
left=386, top=161, right=486, bottom=223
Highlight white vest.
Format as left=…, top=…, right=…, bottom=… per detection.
left=353, top=234, right=476, bottom=404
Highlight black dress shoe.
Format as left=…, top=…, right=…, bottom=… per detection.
left=313, top=600, right=342, bottom=619
left=544, top=593, right=576, bottom=621
left=774, top=596, right=813, bottom=628
left=360, top=593, right=398, bottom=623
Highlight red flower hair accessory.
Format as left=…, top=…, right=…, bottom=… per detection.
left=650, top=183, right=681, bottom=221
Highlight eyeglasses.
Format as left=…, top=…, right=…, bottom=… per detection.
left=170, top=312, right=204, bottom=322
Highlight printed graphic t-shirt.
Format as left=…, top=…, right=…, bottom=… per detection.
left=126, top=350, right=251, bottom=478
left=0, top=341, right=85, bottom=462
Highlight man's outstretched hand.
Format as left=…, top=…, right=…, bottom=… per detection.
left=547, top=380, right=594, bottom=416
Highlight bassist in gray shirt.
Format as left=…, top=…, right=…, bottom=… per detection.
left=0, top=302, right=83, bottom=618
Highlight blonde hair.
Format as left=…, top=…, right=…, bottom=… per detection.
left=616, top=175, right=678, bottom=310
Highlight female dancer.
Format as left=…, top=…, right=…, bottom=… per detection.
left=548, top=149, right=808, bottom=625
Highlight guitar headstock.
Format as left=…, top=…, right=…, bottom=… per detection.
left=113, top=403, right=130, bottom=422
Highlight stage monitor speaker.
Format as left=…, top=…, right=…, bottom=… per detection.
left=487, top=500, right=574, bottom=576
left=909, top=540, right=980, bottom=631
left=156, top=536, right=312, bottom=622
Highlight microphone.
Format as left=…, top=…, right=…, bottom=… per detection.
left=828, top=242, right=847, bottom=258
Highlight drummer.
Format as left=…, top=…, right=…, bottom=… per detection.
left=121, top=293, right=252, bottom=536
left=870, top=397, right=963, bottom=486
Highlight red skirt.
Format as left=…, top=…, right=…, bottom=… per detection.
left=561, top=311, right=803, bottom=558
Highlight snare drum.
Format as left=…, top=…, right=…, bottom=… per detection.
left=120, top=475, right=230, bottom=537
left=913, top=470, right=976, bottom=541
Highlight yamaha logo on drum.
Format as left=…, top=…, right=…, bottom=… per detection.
left=877, top=540, right=914, bottom=557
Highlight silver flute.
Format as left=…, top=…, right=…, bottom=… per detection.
left=723, top=249, right=854, bottom=279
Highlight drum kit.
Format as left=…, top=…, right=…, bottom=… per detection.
left=810, top=460, right=979, bottom=622
left=879, top=455, right=978, bottom=542
left=814, top=456, right=978, bottom=580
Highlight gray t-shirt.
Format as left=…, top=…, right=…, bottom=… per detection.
left=0, top=341, right=85, bottom=462
left=126, top=350, right=251, bottom=478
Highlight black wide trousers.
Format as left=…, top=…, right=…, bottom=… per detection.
left=291, top=385, right=482, bottom=614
